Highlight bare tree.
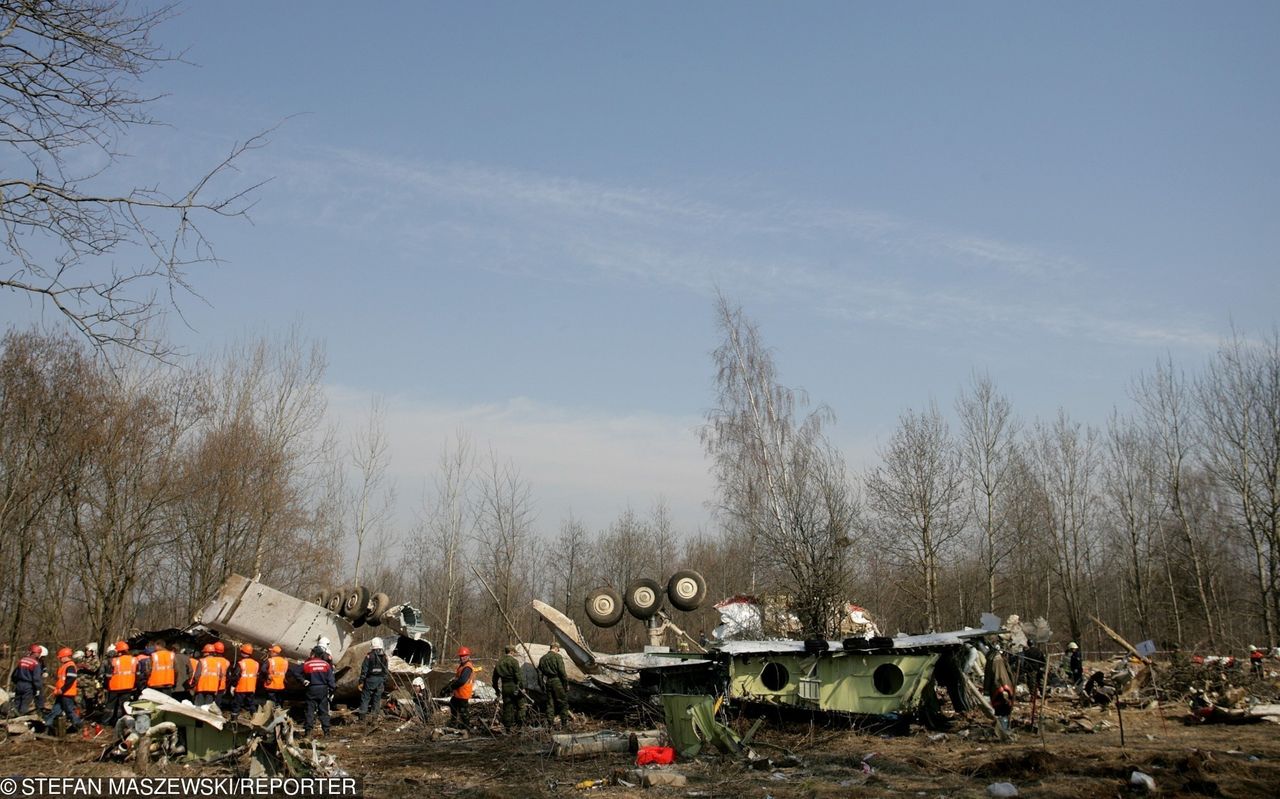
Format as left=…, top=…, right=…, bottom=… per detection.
left=701, top=295, right=859, bottom=638
left=866, top=403, right=967, bottom=631
left=955, top=372, right=1021, bottom=612
left=1134, top=359, right=1219, bottom=647
left=1198, top=330, right=1280, bottom=648
left=551, top=511, right=590, bottom=619
left=471, top=449, right=537, bottom=650
left=0, top=0, right=267, bottom=357
left=410, top=430, right=476, bottom=655
left=1029, top=410, right=1099, bottom=643
left=349, top=396, right=395, bottom=582
left=1102, top=411, right=1161, bottom=639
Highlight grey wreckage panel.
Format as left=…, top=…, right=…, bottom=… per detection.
left=194, top=574, right=355, bottom=661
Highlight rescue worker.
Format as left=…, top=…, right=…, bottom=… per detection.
left=1021, top=642, right=1046, bottom=698
left=983, top=643, right=1015, bottom=736
left=537, top=641, right=570, bottom=727
left=145, top=641, right=177, bottom=695
left=43, top=648, right=82, bottom=733
left=227, top=644, right=260, bottom=715
left=77, top=646, right=102, bottom=720
left=300, top=645, right=335, bottom=736
left=493, top=645, right=525, bottom=730
left=1249, top=645, right=1264, bottom=677
left=263, top=645, right=289, bottom=706
left=191, top=644, right=224, bottom=706
left=1067, top=641, right=1084, bottom=686
left=134, top=645, right=152, bottom=692
left=356, top=637, right=389, bottom=722
left=102, top=641, right=136, bottom=725
left=11, top=644, right=45, bottom=716
left=410, top=676, right=431, bottom=723
left=444, top=646, right=475, bottom=729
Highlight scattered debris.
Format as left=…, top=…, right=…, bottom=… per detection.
left=1129, top=771, right=1157, bottom=792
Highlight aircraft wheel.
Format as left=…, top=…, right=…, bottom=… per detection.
left=585, top=587, right=624, bottom=627
left=666, top=570, right=707, bottom=611
left=624, top=577, right=663, bottom=619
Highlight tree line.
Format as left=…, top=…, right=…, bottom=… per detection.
left=3, top=308, right=1278, bottom=670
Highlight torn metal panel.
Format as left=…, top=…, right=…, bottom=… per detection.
left=194, top=574, right=355, bottom=661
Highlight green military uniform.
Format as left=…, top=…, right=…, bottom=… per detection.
left=538, top=647, right=569, bottom=725
left=493, top=650, right=525, bottom=730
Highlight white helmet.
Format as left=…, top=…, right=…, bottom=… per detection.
left=412, top=677, right=425, bottom=689
left=1067, top=642, right=1079, bottom=650
left=370, top=637, right=384, bottom=650
left=85, top=642, right=98, bottom=654
left=316, top=636, right=331, bottom=653
left=72, top=650, right=85, bottom=660
left=1249, top=645, right=1258, bottom=651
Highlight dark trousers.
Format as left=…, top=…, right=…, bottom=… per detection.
left=229, top=692, right=257, bottom=714
left=44, top=696, right=82, bottom=730
left=357, top=677, right=385, bottom=718
left=304, top=688, right=330, bottom=733
left=105, top=691, right=131, bottom=725
left=448, top=696, right=470, bottom=728
left=264, top=690, right=285, bottom=708
left=13, top=684, right=40, bottom=715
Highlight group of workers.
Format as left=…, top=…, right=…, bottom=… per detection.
left=8, top=638, right=318, bottom=735
left=10, top=634, right=567, bottom=739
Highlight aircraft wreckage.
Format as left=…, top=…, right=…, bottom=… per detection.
left=525, top=573, right=1011, bottom=727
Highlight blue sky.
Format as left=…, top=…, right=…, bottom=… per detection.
left=5, top=1, right=1278, bottom=537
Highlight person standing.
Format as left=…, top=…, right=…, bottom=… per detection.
left=493, top=645, right=525, bottom=731
left=356, top=638, right=389, bottom=722
left=1067, top=642, right=1084, bottom=686
left=43, top=648, right=82, bottom=733
left=983, top=644, right=1015, bottom=736
left=191, top=644, right=224, bottom=706
left=299, top=646, right=335, bottom=736
left=444, top=647, right=475, bottom=729
left=228, top=644, right=260, bottom=715
left=102, top=641, right=137, bottom=725
left=11, top=644, right=45, bottom=716
left=537, top=642, right=570, bottom=727
left=146, top=642, right=177, bottom=696
left=263, top=645, right=289, bottom=706
left=1249, top=645, right=1264, bottom=677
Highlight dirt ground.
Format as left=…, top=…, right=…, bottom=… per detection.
left=3, top=698, right=1279, bottom=798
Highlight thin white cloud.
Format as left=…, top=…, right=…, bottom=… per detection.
left=237, top=143, right=1216, bottom=350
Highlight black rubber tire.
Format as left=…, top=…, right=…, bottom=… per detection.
left=804, top=638, right=830, bottom=654
left=342, top=584, right=371, bottom=619
left=313, top=589, right=330, bottom=607
left=624, top=577, right=664, bottom=619
left=665, top=570, right=707, bottom=612
left=584, top=587, right=624, bottom=627
left=364, top=592, right=390, bottom=627
left=325, top=586, right=346, bottom=615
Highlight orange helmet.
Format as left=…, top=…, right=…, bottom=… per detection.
left=202, top=644, right=216, bottom=654
left=115, top=641, right=128, bottom=653
left=28, top=644, right=42, bottom=654
left=239, top=643, right=254, bottom=655
left=57, top=647, right=73, bottom=659
left=213, top=641, right=225, bottom=654
left=269, top=645, right=282, bottom=654
left=457, top=646, right=471, bottom=659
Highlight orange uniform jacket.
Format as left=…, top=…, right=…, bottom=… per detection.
left=233, top=658, right=260, bottom=694
left=147, top=649, right=176, bottom=688
left=265, top=656, right=289, bottom=691
left=107, top=654, right=137, bottom=692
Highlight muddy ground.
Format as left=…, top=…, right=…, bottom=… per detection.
left=3, top=698, right=1279, bottom=798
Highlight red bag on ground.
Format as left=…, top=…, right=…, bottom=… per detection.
left=635, top=745, right=676, bottom=766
